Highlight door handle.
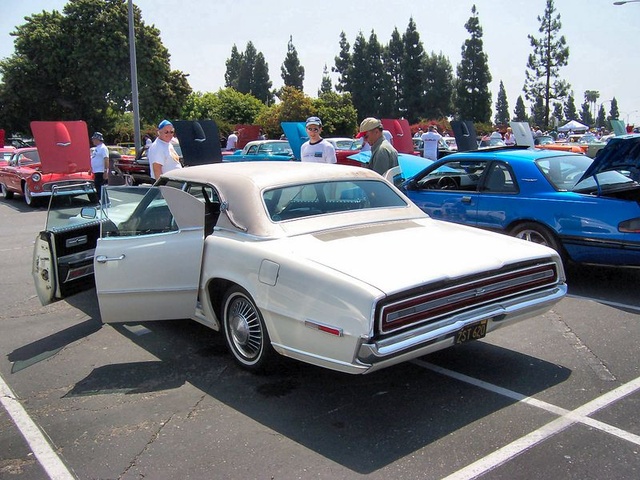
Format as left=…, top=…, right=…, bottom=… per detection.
left=461, top=196, right=472, bottom=204
left=96, top=254, right=126, bottom=263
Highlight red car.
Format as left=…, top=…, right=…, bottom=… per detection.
left=0, top=147, right=94, bottom=207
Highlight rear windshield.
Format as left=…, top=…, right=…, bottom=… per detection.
left=263, top=179, right=407, bottom=221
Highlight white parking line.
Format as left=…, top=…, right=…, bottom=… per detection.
left=413, top=360, right=640, bottom=480
left=0, top=374, right=75, bottom=480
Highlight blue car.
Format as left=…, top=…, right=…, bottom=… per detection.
left=401, top=135, right=640, bottom=267
left=223, top=140, right=295, bottom=162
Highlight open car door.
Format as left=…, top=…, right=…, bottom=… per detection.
left=94, top=185, right=204, bottom=323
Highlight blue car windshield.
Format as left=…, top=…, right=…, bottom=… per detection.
left=263, top=179, right=407, bottom=221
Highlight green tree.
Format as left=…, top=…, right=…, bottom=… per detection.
left=281, top=35, right=304, bottom=90
left=385, top=27, right=404, bottom=117
left=579, top=100, right=594, bottom=127
left=181, top=88, right=265, bottom=126
left=318, top=64, right=333, bottom=96
left=523, top=0, right=570, bottom=129
left=531, top=96, right=546, bottom=128
left=365, top=31, right=393, bottom=118
left=0, top=0, right=191, bottom=134
left=225, top=45, right=243, bottom=90
left=252, top=52, right=273, bottom=105
left=609, top=97, right=619, bottom=120
left=226, top=41, right=273, bottom=105
left=255, top=86, right=314, bottom=140
left=423, top=52, right=454, bottom=119
left=552, top=102, right=564, bottom=127
left=494, top=80, right=510, bottom=125
left=349, top=32, right=371, bottom=117
left=332, top=31, right=352, bottom=94
left=313, top=92, right=358, bottom=137
left=596, top=105, right=606, bottom=129
left=401, top=18, right=426, bottom=122
left=455, top=5, right=492, bottom=123
left=513, top=96, right=528, bottom=122
left=564, top=94, right=578, bottom=121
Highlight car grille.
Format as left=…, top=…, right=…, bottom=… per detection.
left=42, top=180, right=90, bottom=192
left=377, top=261, right=559, bottom=336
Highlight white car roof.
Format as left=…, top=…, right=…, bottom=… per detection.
left=162, top=162, right=425, bottom=238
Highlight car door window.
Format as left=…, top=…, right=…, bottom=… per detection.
left=481, top=162, right=518, bottom=193
left=247, top=145, right=258, bottom=155
left=101, top=187, right=177, bottom=237
left=415, top=159, right=487, bottom=192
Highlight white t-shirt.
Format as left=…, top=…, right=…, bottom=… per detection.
left=421, top=131, right=442, bottom=161
left=300, top=139, right=337, bottom=163
left=91, top=143, right=109, bottom=173
left=226, top=133, right=238, bottom=150
left=148, top=138, right=182, bottom=179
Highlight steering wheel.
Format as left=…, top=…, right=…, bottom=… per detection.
left=437, top=176, right=458, bottom=190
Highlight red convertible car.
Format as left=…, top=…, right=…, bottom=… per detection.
left=0, top=147, right=94, bottom=206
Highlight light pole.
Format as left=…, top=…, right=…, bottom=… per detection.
left=623, top=110, right=639, bottom=125
left=127, top=0, right=141, bottom=153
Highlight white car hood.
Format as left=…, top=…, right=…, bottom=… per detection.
left=274, top=218, right=557, bottom=295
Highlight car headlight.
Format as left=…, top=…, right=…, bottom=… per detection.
left=31, top=172, right=41, bottom=182
left=619, top=218, right=640, bottom=233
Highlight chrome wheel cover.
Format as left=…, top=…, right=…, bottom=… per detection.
left=227, top=294, right=263, bottom=362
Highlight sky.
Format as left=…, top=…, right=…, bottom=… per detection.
left=1, top=0, right=640, bottom=126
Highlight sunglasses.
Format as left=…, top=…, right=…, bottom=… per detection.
left=307, top=127, right=320, bottom=132
left=161, top=130, right=175, bottom=135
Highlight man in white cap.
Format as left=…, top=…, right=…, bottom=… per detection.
left=300, top=116, right=336, bottom=163
left=149, top=119, right=182, bottom=180
left=358, top=117, right=398, bottom=175
left=420, top=124, right=442, bottom=161
left=90, top=131, right=109, bottom=199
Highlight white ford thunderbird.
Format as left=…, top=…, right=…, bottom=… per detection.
left=33, top=162, right=567, bottom=374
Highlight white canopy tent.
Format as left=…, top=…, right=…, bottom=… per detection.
left=558, top=120, right=588, bottom=132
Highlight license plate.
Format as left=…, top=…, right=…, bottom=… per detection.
left=455, top=319, right=488, bottom=344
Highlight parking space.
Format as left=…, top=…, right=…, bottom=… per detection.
left=1, top=200, right=639, bottom=479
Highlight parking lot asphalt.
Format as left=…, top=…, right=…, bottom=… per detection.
left=1, top=199, right=639, bottom=480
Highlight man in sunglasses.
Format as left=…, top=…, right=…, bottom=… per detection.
left=300, top=117, right=337, bottom=164
left=358, top=117, right=398, bottom=176
left=149, top=119, right=183, bottom=180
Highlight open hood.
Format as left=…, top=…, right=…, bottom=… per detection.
left=235, top=124, right=262, bottom=149
left=578, top=134, right=640, bottom=182
left=509, top=121, right=535, bottom=147
left=30, top=120, right=91, bottom=174
left=281, top=121, right=308, bottom=160
left=173, top=120, right=222, bottom=166
left=450, top=120, right=478, bottom=152
left=380, top=118, right=414, bottom=154
left=610, top=119, right=627, bottom=137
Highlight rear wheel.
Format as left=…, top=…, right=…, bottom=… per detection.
left=510, top=222, right=561, bottom=253
left=222, top=286, right=275, bottom=372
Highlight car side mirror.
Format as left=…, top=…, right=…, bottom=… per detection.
left=80, top=206, right=97, bottom=219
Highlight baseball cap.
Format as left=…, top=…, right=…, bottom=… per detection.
left=158, top=119, right=173, bottom=130
left=359, top=117, right=383, bottom=133
left=91, top=132, right=103, bottom=141
left=306, top=116, right=322, bottom=127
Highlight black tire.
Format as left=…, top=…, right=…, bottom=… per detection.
left=1, top=183, right=14, bottom=200
left=509, top=222, right=561, bottom=253
left=222, top=286, right=275, bottom=372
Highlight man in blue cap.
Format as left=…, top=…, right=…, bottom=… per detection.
left=148, top=119, right=182, bottom=180
left=300, top=116, right=336, bottom=164
left=90, top=131, right=109, bottom=199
